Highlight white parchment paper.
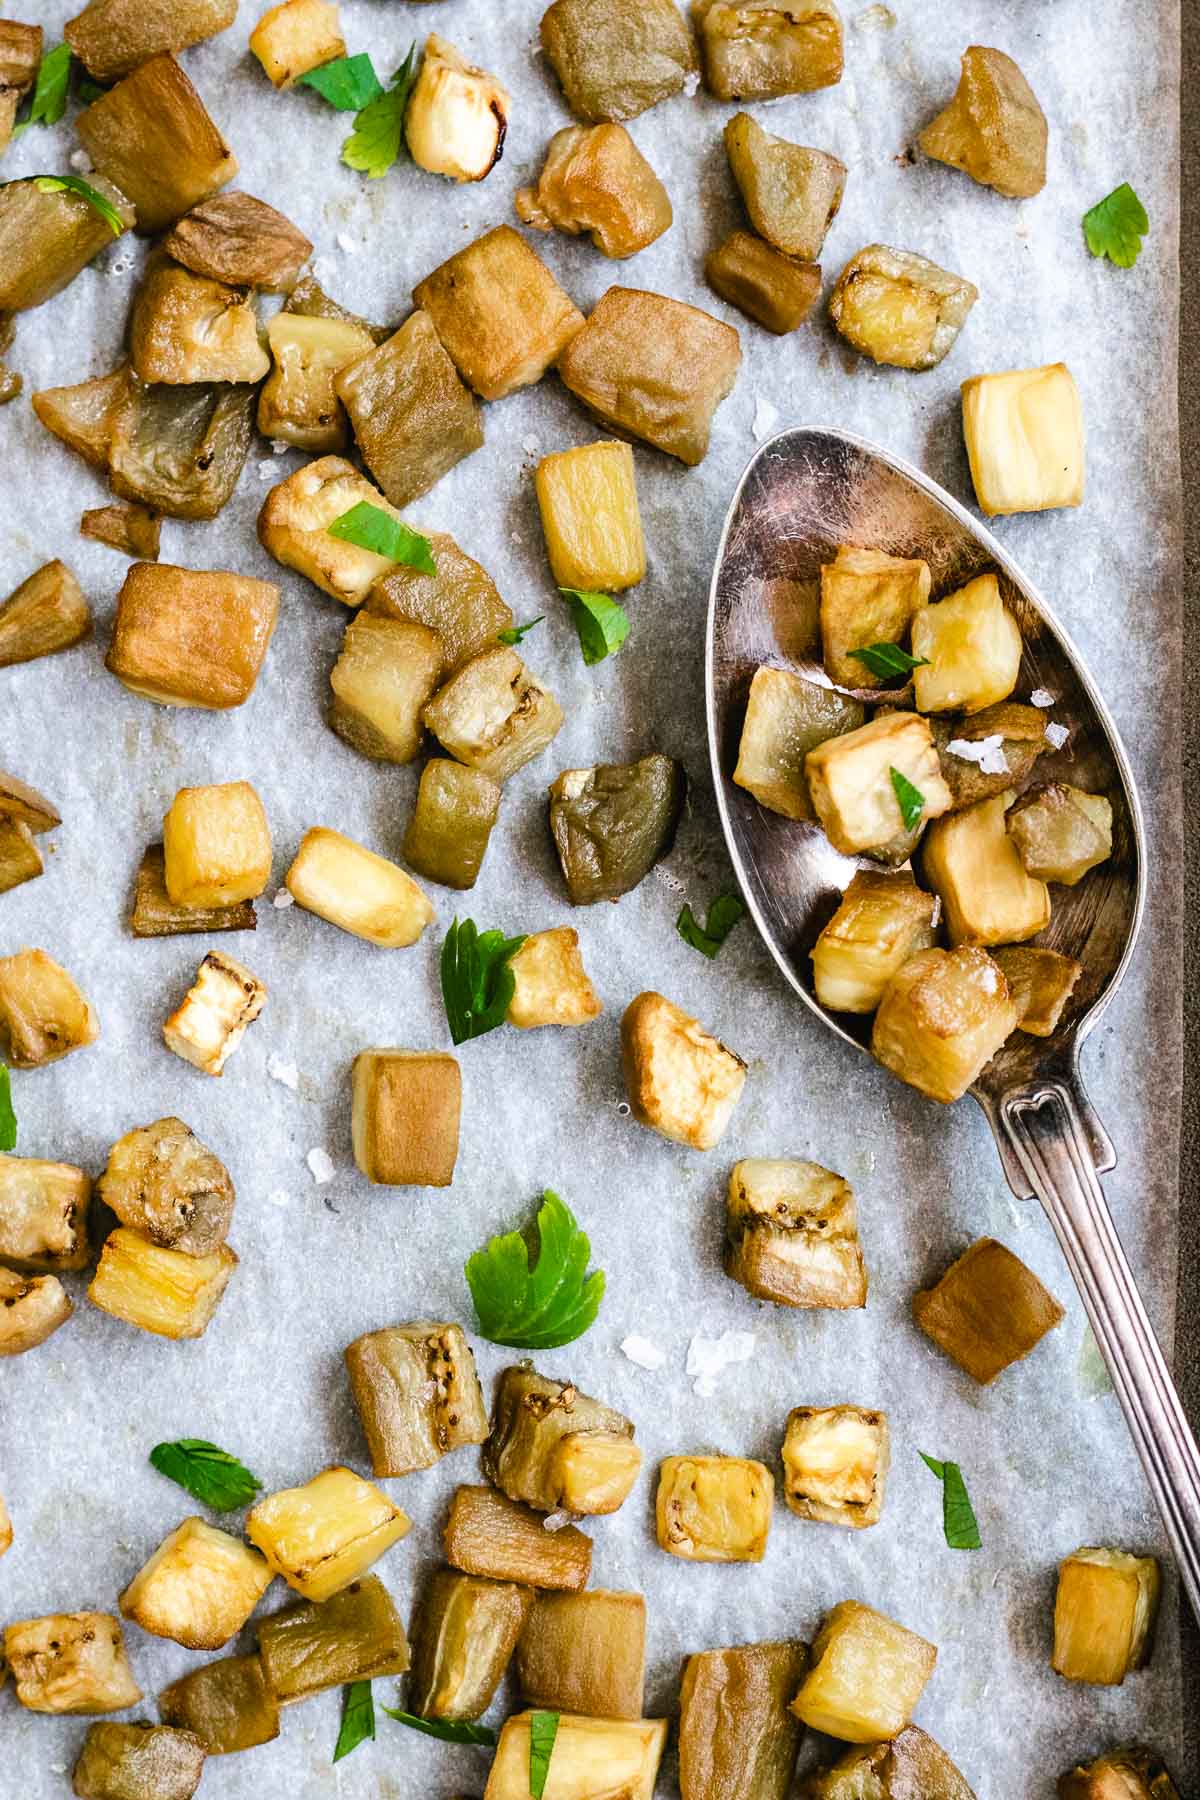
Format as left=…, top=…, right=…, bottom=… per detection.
left=0, top=1, right=1184, bottom=1795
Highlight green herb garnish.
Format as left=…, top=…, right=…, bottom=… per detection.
left=1082, top=183, right=1148, bottom=268
left=149, top=1439, right=263, bottom=1512
left=889, top=766, right=925, bottom=832
left=334, top=1681, right=375, bottom=1762
left=440, top=917, right=527, bottom=1047
left=677, top=894, right=745, bottom=960
left=847, top=642, right=929, bottom=682
left=29, top=175, right=124, bottom=236
left=529, top=1710, right=561, bottom=1800
left=919, top=1453, right=981, bottom=1550
left=328, top=502, right=435, bottom=574
left=498, top=615, right=545, bottom=647
left=12, top=43, right=72, bottom=138
left=466, top=1190, right=605, bottom=1350
left=298, top=52, right=384, bottom=111
left=381, top=1706, right=496, bottom=1745
left=559, top=588, right=630, bottom=666
left=342, top=44, right=418, bottom=179
left=0, top=1066, right=15, bottom=1153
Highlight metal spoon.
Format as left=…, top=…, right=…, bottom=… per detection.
left=706, top=425, right=1200, bottom=1617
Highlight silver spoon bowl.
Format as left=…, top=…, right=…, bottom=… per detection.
left=706, top=426, right=1200, bottom=1617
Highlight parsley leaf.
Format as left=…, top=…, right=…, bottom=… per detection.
left=149, top=1439, right=263, bottom=1512
left=0, top=1066, right=15, bottom=1152
left=847, top=642, right=929, bottom=682
left=440, top=917, right=527, bottom=1046
left=328, top=502, right=435, bottom=574
left=298, top=52, right=383, bottom=111
left=334, top=1681, right=375, bottom=1762
left=342, top=45, right=418, bottom=179
left=498, top=615, right=544, bottom=647
left=919, top=1453, right=982, bottom=1550
left=889, top=766, right=925, bottom=832
left=465, top=1190, right=605, bottom=1350
left=380, top=1707, right=496, bottom=1745
left=677, top=894, right=745, bottom=960
left=12, top=43, right=72, bottom=138
left=530, top=1710, right=561, bottom=1800
left=30, top=175, right=124, bottom=236
left=1082, top=183, right=1149, bottom=268
left=559, top=588, right=630, bottom=666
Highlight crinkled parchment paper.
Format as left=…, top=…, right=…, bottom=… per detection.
left=0, top=0, right=1183, bottom=1794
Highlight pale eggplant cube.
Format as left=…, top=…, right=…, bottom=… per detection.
left=733, top=666, right=864, bottom=822
left=781, top=1405, right=889, bottom=1528
left=725, top=1157, right=866, bottom=1309
left=911, top=574, right=1022, bottom=715
left=921, top=790, right=1051, bottom=947
left=810, top=871, right=937, bottom=1014
left=962, top=363, right=1083, bottom=517
left=422, top=646, right=564, bottom=782
left=805, top=711, right=952, bottom=856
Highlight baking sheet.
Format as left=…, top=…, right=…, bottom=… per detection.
left=0, top=0, right=1184, bottom=1794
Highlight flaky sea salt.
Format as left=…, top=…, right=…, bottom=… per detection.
left=336, top=232, right=358, bottom=255
left=1029, top=688, right=1056, bottom=708
left=621, top=1335, right=667, bottom=1371
left=268, top=1055, right=299, bottom=1091
left=1045, top=721, right=1070, bottom=750
left=947, top=734, right=1008, bottom=776
left=306, top=1147, right=335, bottom=1185
left=69, top=149, right=93, bottom=173
left=542, top=1510, right=573, bottom=1532
left=257, top=460, right=277, bottom=480
left=687, top=1330, right=756, bottom=1397
left=273, top=889, right=294, bottom=909
left=752, top=394, right=780, bottom=442
left=683, top=70, right=700, bottom=95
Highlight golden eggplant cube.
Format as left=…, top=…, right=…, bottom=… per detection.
left=0, top=21, right=40, bottom=158
left=345, top=1320, right=489, bottom=1477
left=535, top=440, right=645, bottom=591
left=107, top=563, right=279, bottom=709
left=71, top=1722, right=206, bottom=1800
left=81, top=502, right=161, bottom=560
left=807, top=1725, right=978, bottom=1798
left=0, top=177, right=133, bottom=314
left=351, top=1048, right=462, bottom=1187
left=487, top=1713, right=668, bottom=1800
left=132, top=844, right=257, bottom=938
left=423, top=646, right=564, bottom=780
left=32, top=365, right=130, bottom=468
left=258, top=455, right=410, bottom=606
left=872, top=946, right=1017, bottom=1103
left=159, top=1652, right=280, bottom=1754
left=130, top=261, right=269, bottom=385
left=406, top=33, right=510, bottom=184
left=696, top=0, right=843, bottom=98
left=920, top=46, right=1047, bottom=200
left=621, top=990, right=746, bottom=1151
left=912, top=574, right=1021, bottom=714
left=782, top=1405, right=888, bottom=1528
left=914, top=1235, right=1064, bottom=1382
left=247, top=1465, right=411, bottom=1603
left=1006, top=783, right=1113, bottom=885
left=725, top=1157, right=866, bottom=1308
left=250, top=0, right=345, bottom=86
left=335, top=310, right=484, bottom=508
left=163, top=952, right=267, bottom=1076
left=0, top=767, right=61, bottom=835
left=806, top=711, right=952, bottom=856
left=507, top=927, right=602, bottom=1028
left=404, top=760, right=501, bottom=890
left=281, top=818, right=427, bottom=945
left=0, top=949, right=99, bottom=1069
left=5, top=1613, right=142, bottom=1714
left=516, top=124, right=672, bottom=258
left=679, top=1641, right=809, bottom=1800
left=1053, top=1548, right=1160, bottom=1686
left=108, top=374, right=257, bottom=522
left=0, top=560, right=92, bottom=668
left=0, top=1266, right=73, bottom=1357
left=932, top=701, right=1048, bottom=811
left=518, top=1590, right=645, bottom=1720
left=962, top=363, right=1083, bottom=517
left=992, top=946, right=1083, bottom=1038
left=724, top=112, right=846, bottom=258
left=1057, top=1747, right=1180, bottom=1800
left=99, top=1117, right=234, bottom=1256
left=922, top=790, right=1050, bottom=947
left=329, top=613, right=443, bottom=764
left=811, top=871, right=937, bottom=1015
left=559, top=285, right=741, bottom=465
left=0, top=817, right=43, bottom=895
left=540, top=0, right=696, bottom=122
left=256, top=1576, right=410, bottom=1703
left=549, top=755, right=685, bottom=904
left=0, top=1154, right=91, bottom=1270
left=485, top=1364, right=641, bottom=1515
left=258, top=313, right=375, bottom=453
left=411, top=1571, right=529, bottom=1721
left=78, top=53, right=238, bottom=234
left=819, top=545, right=931, bottom=689
left=733, top=666, right=863, bottom=821
left=444, top=1485, right=593, bottom=1590
left=0, top=1487, right=9, bottom=1555
left=414, top=226, right=585, bottom=401
left=89, top=1228, right=238, bottom=1338
left=657, top=1454, right=773, bottom=1563
left=706, top=233, right=822, bottom=336
left=163, top=783, right=271, bottom=910
left=120, top=1518, right=273, bottom=1651
left=830, top=244, right=978, bottom=371
left=66, top=0, right=236, bottom=83
left=164, top=189, right=311, bottom=289
left=368, top=534, right=513, bottom=673
left=793, top=1601, right=936, bottom=1742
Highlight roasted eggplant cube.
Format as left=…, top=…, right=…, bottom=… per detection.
left=345, top=1321, right=489, bottom=1477
left=411, top=1571, right=529, bottom=1721
left=1057, top=1746, right=1180, bottom=1800
left=335, top=310, right=484, bottom=508
left=406, top=33, right=510, bottom=185
left=0, top=21, right=41, bottom=158
left=120, top=1518, right=273, bottom=1651
left=914, top=1236, right=1064, bottom=1382
left=130, top=261, right=269, bottom=385
left=540, top=0, right=697, bottom=122
left=163, top=783, right=271, bottom=910
left=536, top=440, right=646, bottom=591
left=258, top=455, right=409, bottom=606
left=920, top=46, right=1047, bottom=200
left=913, top=575, right=1022, bottom=716
left=5, top=1614, right=141, bottom=1715
left=444, top=1485, right=593, bottom=1590
left=806, top=712, right=951, bottom=856
left=872, top=947, right=1016, bottom=1103
left=159, top=1653, right=280, bottom=1754
left=108, top=375, right=257, bottom=522
left=0, top=818, right=42, bottom=896
left=329, top=614, right=443, bottom=765
left=78, top=53, right=238, bottom=234
left=806, top=1725, right=978, bottom=1798
left=706, top=233, right=822, bottom=335
left=695, top=0, right=843, bottom=99
left=66, top=0, right=235, bottom=82
left=351, top=1049, right=462, bottom=1187
left=932, top=701, right=1048, bottom=811
left=163, top=952, right=266, bottom=1076
left=0, top=1155, right=90, bottom=1271
left=0, top=768, right=62, bottom=835
left=507, top=927, right=602, bottom=1028
left=992, top=946, right=1083, bottom=1037
left=782, top=1405, right=888, bottom=1528
left=246, top=1466, right=411, bottom=1603
left=0, top=1488, right=11, bottom=1553
left=32, top=365, right=131, bottom=469
left=484, top=1365, right=640, bottom=1514
left=133, top=845, right=257, bottom=939
left=89, top=1229, right=238, bottom=1338
left=922, top=790, right=1050, bottom=947
left=249, top=0, right=345, bottom=86
left=1053, top=1549, right=1161, bottom=1686
left=285, top=270, right=389, bottom=340
left=0, top=560, right=92, bottom=668
left=1006, top=784, right=1113, bottom=885
left=368, top=535, right=513, bottom=673
left=423, top=646, right=564, bottom=781
left=0, top=177, right=134, bottom=314
left=0, top=950, right=99, bottom=1069
left=733, top=666, right=864, bottom=821
left=164, top=190, right=312, bottom=290
left=98, top=1117, right=233, bottom=1256
left=679, top=1641, right=808, bottom=1800
left=811, top=871, right=937, bottom=1015
left=404, top=760, right=501, bottom=890
left=549, top=754, right=684, bottom=904
left=486, top=1713, right=668, bottom=1800
left=819, top=546, right=931, bottom=689
left=559, top=286, right=741, bottom=465
left=518, top=1590, right=645, bottom=1720
left=830, top=244, right=978, bottom=371
left=0, top=1266, right=74, bottom=1357
left=413, top=226, right=584, bottom=401
left=725, top=112, right=846, bottom=258
left=72, top=1721, right=206, bottom=1800
left=622, top=990, right=746, bottom=1151
left=108, top=563, right=278, bottom=709
left=81, top=502, right=162, bottom=561
left=516, top=123, right=672, bottom=258
left=793, top=1600, right=935, bottom=1742
left=258, top=313, right=374, bottom=453
left=656, top=1454, right=773, bottom=1563
left=256, top=1576, right=410, bottom=1703
left=725, top=1157, right=866, bottom=1309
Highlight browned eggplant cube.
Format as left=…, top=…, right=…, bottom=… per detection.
left=71, top=1721, right=206, bottom=1800
left=0, top=1266, right=74, bottom=1357
left=724, top=112, right=846, bottom=259
left=0, top=818, right=42, bottom=895
left=368, top=535, right=513, bottom=674
left=726, top=1158, right=866, bottom=1309
left=351, top=1049, right=461, bottom=1187
left=0, top=560, right=92, bottom=668
left=335, top=309, right=484, bottom=508
left=0, top=949, right=99, bottom=1068
left=706, top=232, right=821, bottom=334
left=120, top=1517, right=273, bottom=1651
left=444, top=1485, right=593, bottom=1590
left=0, top=22, right=41, bottom=157
left=679, top=1641, right=808, bottom=1800
left=0, top=768, right=61, bottom=835
left=77, top=53, right=238, bottom=234
left=159, top=1652, right=280, bottom=1754
left=515, top=123, right=673, bottom=258
left=540, top=0, right=697, bottom=123
left=131, top=845, right=257, bottom=939
left=107, top=563, right=279, bottom=709
left=255, top=1578, right=410, bottom=1704
left=913, top=1237, right=1064, bottom=1384
left=99, top=1116, right=234, bottom=1256
left=80, top=502, right=162, bottom=561
left=992, top=946, right=1083, bottom=1038
left=130, top=261, right=269, bottom=386
left=0, top=178, right=134, bottom=315
left=484, top=1364, right=641, bottom=1516
left=656, top=1454, right=773, bottom=1563
left=507, top=928, right=602, bottom=1028
left=250, top=0, right=345, bottom=86
left=1057, top=1746, right=1180, bottom=1800
left=695, top=0, right=843, bottom=99
left=410, top=1571, right=529, bottom=1721
left=0, top=1154, right=91, bottom=1270
left=163, top=782, right=271, bottom=909
left=830, top=244, right=978, bottom=371
left=1052, top=1548, right=1161, bottom=1686
left=871, top=946, right=1017, bottom=1104
left=258, top=312, right=375, bottom=453
left=5, top=1613, right=142, bottom=1714
left=329, top=613, right=443, bottom=765
left=782, top=1405, right=889, bottom=1528
left=919, top=46, right=1047, bottom=200
left=806, top=1726, right=978, bottom=1798
left=66, top=0, right=237, bottom=83
left=108, top=373, right=257, bottom=522
left=164, top=190, right=313, bottom=290
left=517, top=1590, right=646, bottom=1719
left=621, top=991, right=746, bottom=1150
left=345, top=1321, right=489, bottom=1477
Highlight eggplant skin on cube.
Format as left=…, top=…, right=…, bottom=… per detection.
left=912, top=1236, right=1064, bottom=1384
left=1057, top=1747, right=1180, bottom=1800
left=781, top=1405, right=889, bottom=1528
left=678, top=1640, right=809, bottom=1800
left=443, top=1485, right=593, bottom=1591
left=725, top=1158, right=867, bottom=1310
left=344, top=1320, right=489, bottom=1478
left=803, top=1724, right=978, bottom=1798
left=484, top=1364, right=641, bottom=1516
left=0, top=1267, right=74, bottom=1358
left=409, top=1570, right=527, bottom=1722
